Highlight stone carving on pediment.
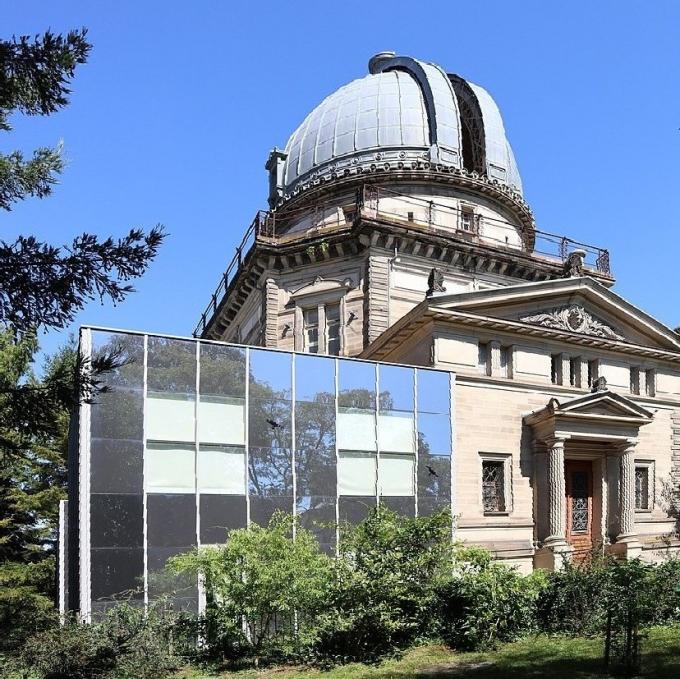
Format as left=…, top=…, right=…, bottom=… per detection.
left=520, top=305, right=625, bottom=341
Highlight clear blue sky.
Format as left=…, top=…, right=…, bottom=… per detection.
left=5, top=1, right=680, bottom=361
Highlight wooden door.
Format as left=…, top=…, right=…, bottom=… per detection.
left=565, top=460, right=593, bottom=559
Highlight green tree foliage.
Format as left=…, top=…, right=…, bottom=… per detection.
left=168, top=512, right=333, bottom=664
left=0, top=332, right=74, bottom=652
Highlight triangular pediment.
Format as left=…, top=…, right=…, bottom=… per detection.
left=551, top=390, right=654, bottom=419
left=426, top=277, right=680, bottom=352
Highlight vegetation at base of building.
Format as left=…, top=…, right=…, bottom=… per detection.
left=3, top=508, right=680, bottom=677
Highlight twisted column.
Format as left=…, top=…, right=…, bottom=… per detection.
left=545, top=437, right=567, bottom=546
left=618, top=441, right=637, bottom=540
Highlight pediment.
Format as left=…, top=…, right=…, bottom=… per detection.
left=426, top=277, right=680, bottom=352
left=549, top=390, right=654, bottom=420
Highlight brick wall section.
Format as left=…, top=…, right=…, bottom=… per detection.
left=672, top=410, right=680, bottom=516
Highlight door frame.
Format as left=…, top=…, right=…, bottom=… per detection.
left=565, top=459, right=594, bottom=555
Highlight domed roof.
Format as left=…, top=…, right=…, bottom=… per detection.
left=268, top=53, right=523, bottom=205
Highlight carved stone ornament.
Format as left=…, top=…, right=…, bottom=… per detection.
left=426, top=267, right=446, bottom=297
left=563, top=249, right=586, bottom=278
left=520, top=305, right=625, bottom=341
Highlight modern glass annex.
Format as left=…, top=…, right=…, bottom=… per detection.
left=63, top=328, right=455, bottom=619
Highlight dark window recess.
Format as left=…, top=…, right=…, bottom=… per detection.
left=482, top=461, right=506, bottom=513
left=635, top=467, right=649, bottom=510
left=551, top=355, right=560, bottom=385
left=570, top=471, right=589, bottom=532
left=588, top=359, right=599, bottom=387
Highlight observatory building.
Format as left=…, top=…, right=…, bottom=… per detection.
left=64, top=53, right=680, bottom=618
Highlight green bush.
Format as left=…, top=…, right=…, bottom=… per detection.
left=4, top=604, right=184, bottom=679
left=435, top=546, right=544, bottom=650
left=168, top=511, right=334, bottom=665
left=310, top=507, right=453, bottom=663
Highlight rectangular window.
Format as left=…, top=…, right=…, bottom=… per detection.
left=326, top=303, right=341, bottom=356
left=478, top=342, right=490, bottom=375
left=197, top=445, right=246, bottom=495
left=635, top=466, right=650, bottom=510
left=144, top=442, right=195, bottom=494
left=500, top=346, right=511, bottom=378
left=303, top=307, right=319, bottom=354
left=460, top=208, right=475, bottom=232
left=569, top=357, right=581, bottom=387
left=482, top=460, right=506, bottom=513
left=338, top=451, right=376, bottom=496
left=588, top=359, right=599, bottom=387
left=630, top=367, right=640, bottom=395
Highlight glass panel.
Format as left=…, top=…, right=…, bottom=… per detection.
left=416, top=369, right=449, bottom=414
left=337, top=411, right=377, bottom=451
left=417, top=413, right=452, bottom=455
left=144, top=442, right=195, bottom=493
left=199, top=494, right=247, bottom=544
left=338, top=496, right=376, bottom=524
left=199, top=343, right=246, bottom=398
left=380, top=496, right=415, bottom=516
left=482, top=461, right=506, bottom=513
left=147, top=546, right=197, bottom=610
left=90, top=438, right=143, bottom=494
left=146, top=494, right=196, bottom=548
left=378, top=413, right=415, bottom=453
left=91, top=548, right=144, bottom=601
left=570, top=471, right=589, bottom=532
left=248, top=446, right=293, bottom=497
left=90, top=494, right=143, bottom=548
left=249, top=398, right=292, bottom=449
left=198, top=397, right=245, bottom=445
left=295, top=401, right=336, bottom=497
left=417, top=452, right=451, bottom=508
left=147, top=337, right=196, bottom=395
left=90, top=389, right=144, bottom=441
left=91, top=331, right=144, bottom=389
left=379, top=365, right=414, bottom=412
left=379, top=453, right=415, bottom=496
left=295, top=355, right=335, bottom=402
left=250, top=496, right=294, bottom=527
left=146, top=394, right=195, bottom=442
left=338, top=451, right=376, bottom=496
left=198, top=445, right=246, bottom=494
left=249, top=349, right=291, bottom=399
left=338, top=360, right=376, bottom=410
left=296, top=496, right=336, bottom=550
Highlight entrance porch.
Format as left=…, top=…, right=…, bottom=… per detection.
left=525, top=382, right=654, bottom=570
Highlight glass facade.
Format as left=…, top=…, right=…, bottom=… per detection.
left=72, top=329, right=454, bottom=616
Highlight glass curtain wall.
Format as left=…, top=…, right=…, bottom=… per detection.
left=84, top=330, right=453, bottom=612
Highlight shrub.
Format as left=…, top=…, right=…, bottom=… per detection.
left=168, top=511, right=334, bottom=665
left=6, top=604, right=182, bottom=679
left=311, top=507, right=453, bottom=663
left=435, top=546, right=544, bottom=650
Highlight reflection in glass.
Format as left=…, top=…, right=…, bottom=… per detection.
left=417, top=369, right=450, bottom=414
left=199, top=343, right=246, bottom=398
left=296, top=496, right=336, bottom=548
left=379, top=365, right=414, bottom=412
left=248, top=447, right=293, bottom=497
left=295, top=355, right=335, bottom=402
left=91, top=548, right=144, bottom=601
left=417, top=413, right=452, bottom=455
left=249, top=398, right=292, bottom=449
left=417, top=453, right=451, bottom=507
left=147, top=337, right=196, bottom=394
left=338, top=360, right=376, bottom=410
left=249, top=349, right=292, bottom=399
left=91, top=331, right=144, bottom=389
left=295, top=401, right=336, bottom=497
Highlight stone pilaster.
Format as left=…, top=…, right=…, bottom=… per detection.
left=263, top=278, right=279, bottom=348
left=365, top=254, right=389, bottom=345
left=490, top=340, right=502, bottom=377
left=671, top=411, right=680, bottom=518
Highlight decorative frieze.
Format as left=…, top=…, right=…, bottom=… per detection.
left=521, top=305, right=625, bottom=341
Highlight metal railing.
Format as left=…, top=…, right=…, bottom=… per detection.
left=193, top=185, right=611, bottom=337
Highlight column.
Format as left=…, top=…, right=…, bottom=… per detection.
left=545, top=437, right=567, bottom=546
left=490, top=340, right=502, bottom=377
left=617, top=441, right=639, bottom=545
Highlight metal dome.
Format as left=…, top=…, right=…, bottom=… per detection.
left=267, top=53, right=523, bottom=205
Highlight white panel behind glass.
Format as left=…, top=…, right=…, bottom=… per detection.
left=198, top=398, right=245, bottom=445
left=338, top=452, right=376, bottom=496
left=379, top=453, right=415, bottom=496
left=378, top=413, right=415, bottom=453
left=198, top=446, right=246, bottom=494
left=145, top=442, right=195, bottom=493
left=337, top=411, right=377, bottom=451
left=146, top=395, right=195, bottom=442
